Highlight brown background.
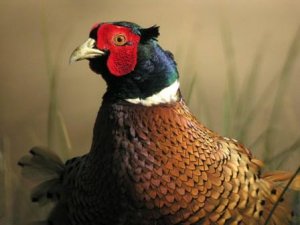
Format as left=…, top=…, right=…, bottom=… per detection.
left=0, top=0, right=300, bottom=225
left=1, top=0, right=300, bottom=168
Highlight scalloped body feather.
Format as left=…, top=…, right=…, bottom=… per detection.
left=20, top=100, right=294, bottom=225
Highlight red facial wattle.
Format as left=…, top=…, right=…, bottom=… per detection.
left=95, top=24, right=141, bottom=77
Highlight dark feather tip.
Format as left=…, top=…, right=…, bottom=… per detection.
left=30, top=149, right=37, bottom=155
left=18, top=161, right=24, bottom=167
left=140, top=25, right=160, bottom=43
left=47, top=192, right=53, bottom=199
left=32, top=197, right=39, bottom=202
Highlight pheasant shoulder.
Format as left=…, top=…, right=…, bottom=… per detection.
left=109, top=99, right=293, bottom=225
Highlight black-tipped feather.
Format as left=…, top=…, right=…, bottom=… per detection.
left=140, top=25, right=160, bottom=43
left=19, top=146, right=86, bottom=224
left=31, top=178, right=62, bottom=204
left=18, top=146, right=64, bottom=181
left=18, top=146, right=65, bottom=204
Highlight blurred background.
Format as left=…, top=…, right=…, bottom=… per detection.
left=0, top=0, right=300, bottom=224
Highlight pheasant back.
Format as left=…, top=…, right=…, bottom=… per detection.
left=92, top=100, right=292, bottom=225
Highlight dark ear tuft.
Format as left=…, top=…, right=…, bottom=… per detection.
left=140, top=25, right=160, bottom=42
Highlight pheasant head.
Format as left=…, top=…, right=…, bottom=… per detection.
left=70, top=21, right=179, bottom=105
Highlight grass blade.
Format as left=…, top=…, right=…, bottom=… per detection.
left=186, top=73, right=197, bottom=105
left=266, top=137, right=300, bottom=169
left=264, top=166, right=300, bottom=225
left=40, top=7, right=71, bottom=159
left=237, top=27, right=300, bottom=157
left=264, top=27, right=300, bottom=159
left=222, top=91, right=231, bottom=135
left=195, top=76, right=213, bottom=127
left=57, top=110, right=72, bottom=154
left=40, top=7, right=57, bottom=151
left=236, top=36, right=267, bottom=141
left=248, top=128, right=269, bottom=149
left=237, top=75, right=276, bottom=139
left=220, top=21, right=237, bottom=136
left=0, top=138, right=6, bottom=220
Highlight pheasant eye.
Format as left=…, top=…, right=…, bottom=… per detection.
left=113, top=34, right=127, bottom=46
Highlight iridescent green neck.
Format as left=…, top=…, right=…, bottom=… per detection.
left=102, top=40, right=179, bottom=103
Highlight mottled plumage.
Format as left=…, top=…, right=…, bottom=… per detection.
left=19, top=21, right=296, bottom=225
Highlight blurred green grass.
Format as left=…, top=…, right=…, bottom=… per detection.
left=183, top=26, right=300, bottom=171
left=1, top=21, right=300, bottom=225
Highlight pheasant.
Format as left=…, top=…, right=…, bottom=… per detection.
left=19, top=21, right=297, bottom=225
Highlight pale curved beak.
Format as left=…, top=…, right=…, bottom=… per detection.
left=69, top=38, right=105, bottom=64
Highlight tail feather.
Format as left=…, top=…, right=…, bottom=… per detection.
left=18, top=146, right=64, bottom=180
left=18, top=146, right=65, bottom=204
left=31, top=178, right=62, bottom=204
left=261, top=168, right=300, bottom=225
left=263, top=170, right=300, bottom=191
